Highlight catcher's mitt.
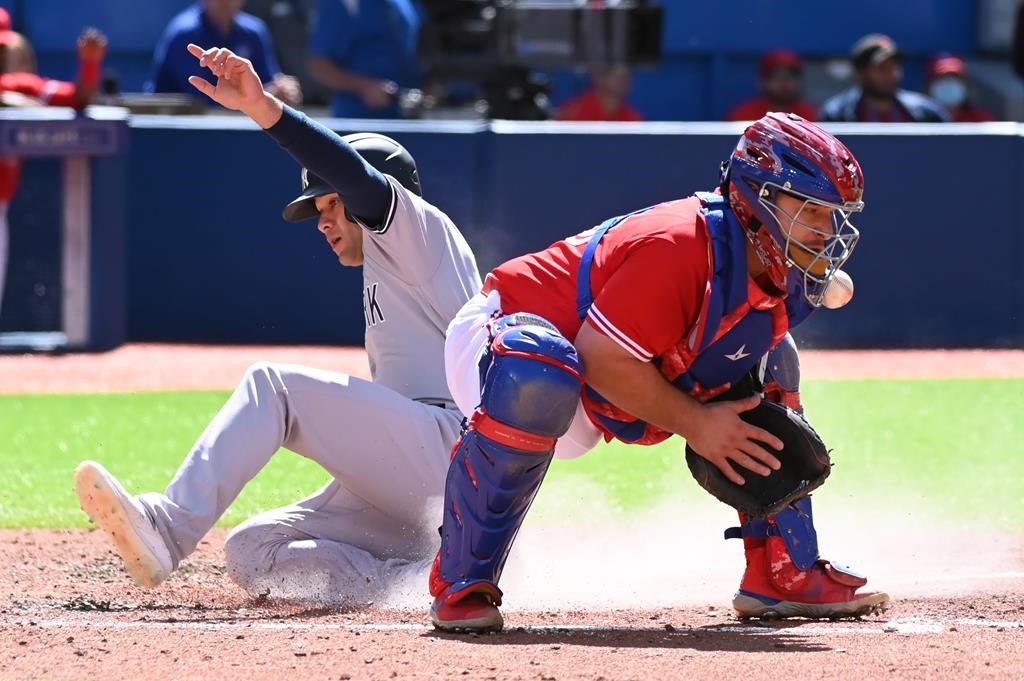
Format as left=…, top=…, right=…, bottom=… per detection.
left=685, top=400, right=831, bottom=518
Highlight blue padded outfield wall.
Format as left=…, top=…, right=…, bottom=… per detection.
left=112, top=117, right=1024, bottom=349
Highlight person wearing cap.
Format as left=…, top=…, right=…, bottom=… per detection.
left=557, top=66, right=644, bottom=122
left=926, top=53, right=994, bottom=123
left=147, top=0, right=302, bottom=107
left=72, top=43, right=483, bottom=604
left=727, top=49, right=817, bottom=121
left=820, top=34, right=948, bottom=123
left=0, top=12, right=106, bottom=320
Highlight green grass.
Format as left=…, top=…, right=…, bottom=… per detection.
left=1, top=380, right=1022, bottom=530
left=0, top=392, right=332, bottom=528
left=558, top=380, right=1024, bottom=530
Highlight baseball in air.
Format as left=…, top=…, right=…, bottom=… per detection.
left=823, top=269, right=854, bottom=309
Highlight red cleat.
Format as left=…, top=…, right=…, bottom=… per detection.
left=431, top=583, right=504, bottom=633
left=734, top=534, right=889, bottom=620
left=428, top=552, right=504, bottom=633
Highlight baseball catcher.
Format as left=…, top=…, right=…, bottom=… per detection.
left=431, top=113, right=889, bottom=631
left=74, top=43, right=481, bottom=604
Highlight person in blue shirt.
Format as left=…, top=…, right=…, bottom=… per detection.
left=308, top=0, right=421, bottom=119
left=147, top=0, right=301, bottom=106
left=819, top=34, right=947, bottom=123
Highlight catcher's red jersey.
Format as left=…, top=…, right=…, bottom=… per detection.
left=484, top=197, right=711, bottom=362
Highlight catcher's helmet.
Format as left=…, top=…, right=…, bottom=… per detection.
left=282, top=132, right=421, bottom=222
left=722, top=112, right=864, bottom=307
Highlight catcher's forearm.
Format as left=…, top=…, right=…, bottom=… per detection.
left=575, top=323, right=704, bottom=439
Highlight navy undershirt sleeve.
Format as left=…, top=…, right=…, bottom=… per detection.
left=264, top=105, right=392, bottom=226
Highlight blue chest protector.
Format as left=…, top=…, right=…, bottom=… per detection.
left=577, top=193, right=806, bottom=443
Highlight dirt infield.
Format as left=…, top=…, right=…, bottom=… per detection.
left=0, top=344, right=372, bottom=394
left=2, top=344, right=1024, bottom=394
left=2, top=345, right=1024, bottom=679
left=0, top=524, right=1019, bottom=679
left=1, top=529, right=1022, bottom=681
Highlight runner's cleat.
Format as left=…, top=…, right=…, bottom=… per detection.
left=75, top=460, right=173, bottom=588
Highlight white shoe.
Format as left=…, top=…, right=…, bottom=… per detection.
left=74, top=460, right=174, bottom=588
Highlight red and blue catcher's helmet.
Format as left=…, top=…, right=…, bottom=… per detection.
left=723, top=112, right=865, bottom=307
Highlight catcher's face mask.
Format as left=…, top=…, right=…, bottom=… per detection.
left=761, top=186, right=862, bottom=307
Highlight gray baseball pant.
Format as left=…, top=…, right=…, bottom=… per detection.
left=138, top=362, right=462, bottom=604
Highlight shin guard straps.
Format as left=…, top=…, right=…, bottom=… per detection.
left=725, top=496, right=820, bottom=570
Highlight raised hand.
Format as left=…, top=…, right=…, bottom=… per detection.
left=186, top=43, right=265, bottom=113
left=77, top=28, right=108, bottom=63
left=684, top=394, right=783, bottom=485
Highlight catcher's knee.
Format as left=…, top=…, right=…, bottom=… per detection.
left=437, top=315, right=581, bottom=588
left=761, top=333, right=802, bottom=410
left=479, top=316, right=583, bottom=438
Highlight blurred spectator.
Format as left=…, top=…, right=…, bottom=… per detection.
left=727, top=50, right=816, bottom=121
left=0, top=17, right=106, bottom=320
left=0, top=27, right=103, bottom=109
left=308, top=0, right=421, bottom=119
left=2, top=32, right=36, bottom=75
left=557, top=66, right=643, bottom=122
left=926, top=54, right=994, bottom=122
left=245, top=0, right=328, bottom=106
left=820, top=34, right=948, bottom=123
left=147, top=0, right=301, bottom=107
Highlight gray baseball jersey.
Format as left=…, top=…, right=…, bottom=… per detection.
left=361, top=176, right=483, bottom=402
left=135, top=176, right=482, bottom=604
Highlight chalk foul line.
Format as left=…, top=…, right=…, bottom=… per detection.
left=7, top=616, right=1021, bottom=637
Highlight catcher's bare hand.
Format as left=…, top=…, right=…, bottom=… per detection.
left=686, top=395, right=783, bottom=485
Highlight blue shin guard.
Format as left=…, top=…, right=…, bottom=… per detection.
left=726, top=495, right=819, bottom=569
left=437, top=317, right=583, bottom=594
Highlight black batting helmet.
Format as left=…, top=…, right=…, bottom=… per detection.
left=282, top=132, right=421, bottom=222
